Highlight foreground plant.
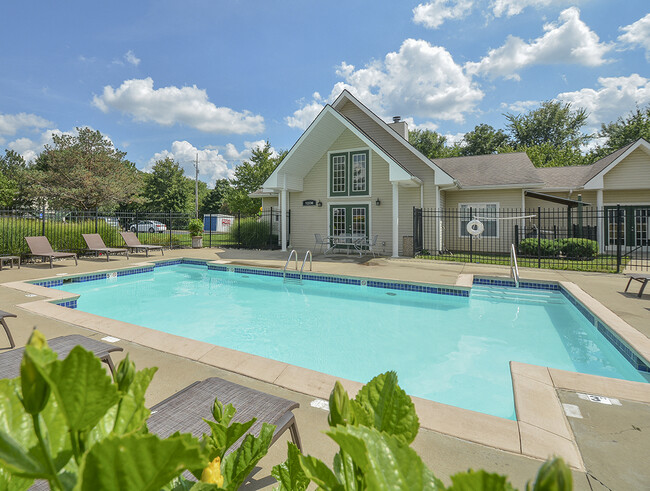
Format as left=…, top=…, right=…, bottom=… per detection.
left=0, top=331, right=275, bottom=491
left=272, top=371, right=573, bottom=491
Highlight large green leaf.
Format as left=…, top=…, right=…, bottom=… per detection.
left=0, top=429, right=48, bottom=478
left=203, top=419, right=255, bottom=460
left=0, top=466, right=33, bottom=491
left=219, top=423, right=275, bottom=491
left=298, top=454, right=343, bottom=491
left=353, top=372, right=419, bottom=444
left=333, top=451, right=361, bottom=491
left=47, top=346, right=119, bottom=432
left=448, top=470, right=515, bottom=490
left=527, top=458, right=572, bottom=491
left=326, top=425, right=443, bottom=491
left=77, top=433, right=204, bottom=491
left=271, top=442, right=310, bottom=491
left=111, top=367, right=157, bottom=435
left=328, top=382, right=353, bottom=428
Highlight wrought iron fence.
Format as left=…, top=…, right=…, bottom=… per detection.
left=0, top=208, right=289, bottom=257
left=413, top=206, right=649, bottom=272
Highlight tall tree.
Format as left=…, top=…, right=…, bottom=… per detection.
left=32, top=128, right=140, bottom=210
left=143, top=158, right=191, bottom=212
left=225, top=141, right=286, bottom=214
left=200, top=178, right=232, bottom=215
left=597, top=105, right=650, bottom=153
left=460, top=124, right=509, bottom=156
left=0, top=150, right=31, bottom=208
left=504, top=101, right=591, bottom=150
left=408, top=129, right=460, bottom=159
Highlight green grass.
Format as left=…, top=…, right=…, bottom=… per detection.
left=416, top=252, right=626, bottom=273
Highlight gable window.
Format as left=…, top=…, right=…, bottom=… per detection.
left=459, top=203, right=498, bottom=237
left=329, top=150, right=369, bottom=197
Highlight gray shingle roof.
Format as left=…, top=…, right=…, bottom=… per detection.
left=432, top=153, right=543, bottom=187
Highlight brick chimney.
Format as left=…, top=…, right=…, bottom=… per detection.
left=388, top=116, right=408, bottom=139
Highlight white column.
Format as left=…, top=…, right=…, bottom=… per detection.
left=597, top=189, right=604, bottom=253
left=435, top=185, right=441, bottom=254
left=392, top=182, right=399, bottom=257
left=281, top=176, right=288, bottom=252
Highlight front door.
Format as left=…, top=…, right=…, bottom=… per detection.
left=329, top=205, right=369, bottom=245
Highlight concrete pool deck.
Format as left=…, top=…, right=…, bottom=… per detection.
left=1, top=248, right=649, bottom=489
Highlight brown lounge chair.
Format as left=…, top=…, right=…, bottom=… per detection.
left=120, top=231, right=164, bottom=257
left=148, top=377, right=302, bottom=456
left=1, top=310, right=17, bottom=348
left=82, top=233, right=129, bottom=261
left=624, top=273, right=650, bottom=298
left=25, top=236, right=78, bottom=268
left=0, top=334, right=123, bottom=378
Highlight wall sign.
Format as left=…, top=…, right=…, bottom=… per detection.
left=303, top=199, right=317, bottom=206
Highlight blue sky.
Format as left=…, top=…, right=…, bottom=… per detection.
left=1, top=1, right=649, bottom=186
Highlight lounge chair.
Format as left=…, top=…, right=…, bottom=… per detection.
left=25, top=236, right=78, bottom=269
left=148, top=377, right=302, bottom=456
left=120, top=231, right=164, bottom=257
left=0, top=334, right=123, bottom=379
left=624, top=273, right=650, bottom=298
left=82, top=233, right=129, bottom=261
left=314, top=233, right=327, bottom=253
left=0, top=310, right=17, bottom=349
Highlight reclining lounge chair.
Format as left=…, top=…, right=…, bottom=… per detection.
left=25, top=236, right=78, bottom=269
left=0, top=334, right=123, bottom=379
left=120, top=231, right=164, bottom=257
left=0, top=310, right=17, bottom=348
left=148, top=377, right=302, bottom=455
left=82, top=233, right=129, bottom=261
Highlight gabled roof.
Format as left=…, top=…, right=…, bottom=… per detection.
left=583, top=138, right=649, bottom=189
left=432, top=153, right=544, bottom=188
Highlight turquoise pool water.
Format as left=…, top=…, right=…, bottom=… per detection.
left=56, top=264, right=647, bottom=419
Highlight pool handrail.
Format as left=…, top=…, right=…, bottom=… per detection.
left=510, top=243, right=520, bottom=288
left=283, top=250, right=298, bottom=281
left=301, top=250, right=312, bottom=280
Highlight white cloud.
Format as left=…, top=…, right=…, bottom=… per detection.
left=93, top=78, right=265, bottom=135
left=412, top=0, right=473, bottom=29
left=618, top=13, right=650, bottom=61
left=466, top=8, right=611, bottom=80
left=501, top=99, right=540, bottom=112
left=556, top=74, right=650, bottom=128
left=146, top=140, right=274, bottom=186
left=7, top=128, right=74, bottom=163
left=287, top=39, right=483, bottom=129
left=286, top=101, right=325, bottom=129
left=124, top=50, right=141, bottom=66
left=491, top=0, right=578, bottom=17
left=0, top=113, right=52, bottom=136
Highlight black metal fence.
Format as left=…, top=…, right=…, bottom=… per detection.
left=414, top=206, right=649, bottom=272
left=0, top=208, right=289, bottom=256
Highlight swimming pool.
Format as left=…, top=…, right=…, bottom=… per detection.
left=53, top=263, right=648, bottom=419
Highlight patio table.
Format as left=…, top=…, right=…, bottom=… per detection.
left=0, top=255, right=20, bottom=271
left=324, top=234, right=365, bottom=256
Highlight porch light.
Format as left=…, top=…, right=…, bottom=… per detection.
left=317, top=200, right=322, bottom=207
left=375, top=198, right=381, bottom=206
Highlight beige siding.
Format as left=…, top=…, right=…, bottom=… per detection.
left=603, top=147, right=650, bottom=190
left=604, top=190, right=650, bottom=205
left=261, top=197, right=278, bottom=209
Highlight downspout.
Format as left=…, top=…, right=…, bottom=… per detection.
left=596, top=189, right=604, bottom=253
left=281, top=174, right=288, bottom=252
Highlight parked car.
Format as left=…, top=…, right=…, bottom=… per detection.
left=100, top=217, right=121, bottom=228
left=129, top=220, right=167, bottom=233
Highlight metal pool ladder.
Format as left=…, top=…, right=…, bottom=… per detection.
left=283, top=250, right=312, bottom=284
left=283, top=250, right=298, bottom=282
left=510, top=243, right=520, bottom=288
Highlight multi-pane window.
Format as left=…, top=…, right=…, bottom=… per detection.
left=330, top=150, right=369, bottom=196
left=608, top=208, right=625, bottom=246
left=634, top=208, right=649, bottom=246
left=352, top=153, right=367, bottom=193
left=459, top=203, right=498, bottom=237
left=332, top=155, right=347, bottom=194
left=351, top=207, right=367, bottom=236
left=332, top=207, right=346, bottom=236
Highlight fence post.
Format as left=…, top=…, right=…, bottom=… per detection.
left=616, top=204, right=622, bottom=273
left=237, top=212, right=241, bottom=248
left=135, top=210, right=139, bottom=238
left=41, top=203, right=46, bottom=237
left=469, top=207, right=473, bottom=263
left=514, top=224, right=519, bottom=252
left=169, top=210, right=173, bottom=249
left=537, top=207, right=541, bottom=268
left=209, top=214, right=213, bottom=248
left=95, top=208, right=99, bottom=234
left=269, top=207, right=273, bottom=248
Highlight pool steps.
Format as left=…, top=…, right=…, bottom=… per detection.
left=471, top=286, right=565, bottom=305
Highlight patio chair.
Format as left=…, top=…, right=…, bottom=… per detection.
left=148, top=377, right=302, bottom=457
left=0, top=310, right=17, bottom=349
left=624, top=273, right=650, bottom=298
left=0, top=334, right=123, bottom=379
left=365, top=234, right=379, bottom=257
left=82, top=233, right=129, bottom=261
left=25, top=236, right=78, bottom=269
left=120, top=231, right=164, bottom=257
left=314, top=233, right=327, bottom=253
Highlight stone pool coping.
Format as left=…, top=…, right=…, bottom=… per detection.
left=4, top=258, right=650, bottom=471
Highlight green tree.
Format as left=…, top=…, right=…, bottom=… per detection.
left=408, top=129, right=460, bottom=159
left=460, top=124, right=510, bottom=156
left=225, top=141, right=286, bottom=214
left=504, top=101, right=591, bottom=149
left=200, top=178, right=232, bottom=215
left=143, top=158, right=191, bottom=212
left=0, top=149, right=34, bottom=208
left=32, top=128, right=140, bottom=210
left=595, top=105, right=650, bottom=156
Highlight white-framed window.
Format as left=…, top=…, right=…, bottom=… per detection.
left=329, top=149, right=370, bottom=197
left=607, top=208, right=625, bottom=246
left=351, top=153, right=367, bottom=193
left=459, top=203, right=498, bottom=237
left=332, top=155, right=347, bottom=194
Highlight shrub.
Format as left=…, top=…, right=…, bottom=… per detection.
left=188, top=218, right=203, bottom=237
left=559, top=238, right=598, bottom=258
left=231, top=218, right=272, bottom=248
left=518, top=238, right=560, bottom=257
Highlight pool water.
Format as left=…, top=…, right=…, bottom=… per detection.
left=56, top=265, right=647, bottom=419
